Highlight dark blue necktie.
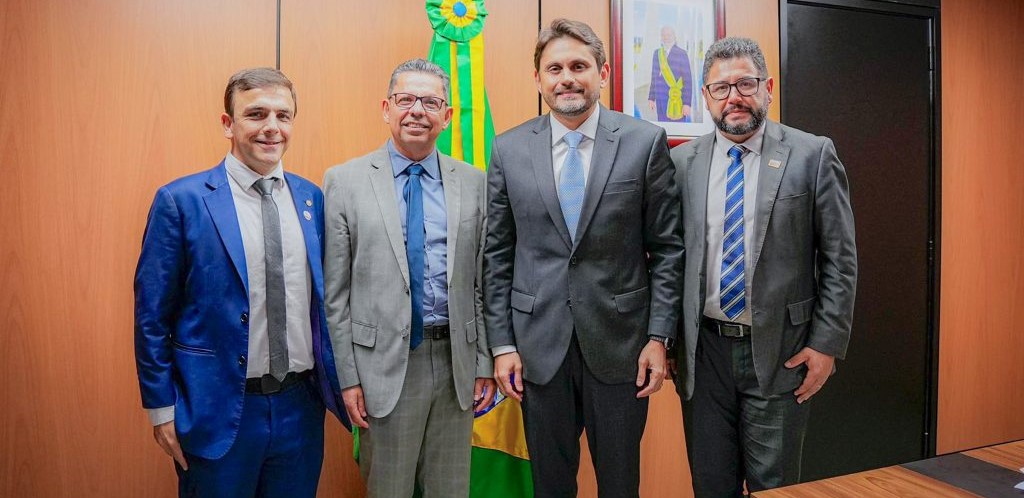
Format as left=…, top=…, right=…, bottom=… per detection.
left=404, top=164, right=425, bottom=349
left=721, top=145, right=746, bottom=320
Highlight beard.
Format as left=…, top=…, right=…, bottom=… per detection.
left=715, top=102, right=768, bottom=136
left=546, top=84, right=600, bottom=117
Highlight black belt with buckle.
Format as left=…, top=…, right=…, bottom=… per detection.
left=423, top=324, right=451, bottom=340
left=703, top=317, right=751, bottom=338
left=245, top=370, right=312, bottom=395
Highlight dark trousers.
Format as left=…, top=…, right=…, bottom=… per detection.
left=681, top=322, right=810, bottom=498
left=522, top=335, right=649, bottom=498
left=176, top=379, right=326, bottom=498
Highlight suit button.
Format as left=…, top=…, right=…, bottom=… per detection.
left=402, top=326, right=409, bottom=338
left=570, top=257, right=578, bottom=266
left=238, top=355, right=246, bottom=366
left=567, top=299, right=572, bottom=308
left=240, top=313, right=249, bottom=325
left=404, top=286, right=410, bottom=294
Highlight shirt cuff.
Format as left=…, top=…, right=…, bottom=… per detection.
left=491, top=345, right=518, bottom=357
left=147, top=406, right=175, bottom=426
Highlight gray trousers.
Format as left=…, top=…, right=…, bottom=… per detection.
left=681, top=321, right=810, bottom=498
left=360, top=336, right=473, bottom=498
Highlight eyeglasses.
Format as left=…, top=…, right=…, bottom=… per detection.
left=704, top=77, right=765, bottom=101
left=389, top=93, right=447, bottom=113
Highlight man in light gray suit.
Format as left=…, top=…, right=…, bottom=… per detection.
left=670, top=37, right=857, bottom=497
left=484, top=19, right=684, bottom=498
left=323, top=59, right=496, bottom=497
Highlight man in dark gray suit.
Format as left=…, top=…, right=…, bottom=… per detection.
left=483, top=18, right=684, bottom=498
left=670, top=37, right=857, bottom=497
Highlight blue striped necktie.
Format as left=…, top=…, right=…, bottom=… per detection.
left=404, top=164, right=425, bottom=349
left=558, top=131, right=585, bottom=241
left=721, top=145, right=747, bottom=320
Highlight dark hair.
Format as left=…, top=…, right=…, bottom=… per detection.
left=534, top=18, right=607, bottom=70
left=701, top=37, right=769, bottom=82
left=224, top=68, right=297, bottom=117
left=387, top=59, right=451, bottom=99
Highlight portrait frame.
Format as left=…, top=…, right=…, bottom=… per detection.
left=611, top=0, right=726, bottom=144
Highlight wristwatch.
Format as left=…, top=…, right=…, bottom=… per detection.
left=649, top=335, right=675, bottom=350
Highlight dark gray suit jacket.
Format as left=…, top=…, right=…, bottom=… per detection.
left=484, top=106, right=684, bottom=385
left=671, top=120, right=857, bottom=399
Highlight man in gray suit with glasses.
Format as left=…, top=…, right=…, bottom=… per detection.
left=670, top=37, right=857, bottom=497
left=323, top=59, right=495, bottom=498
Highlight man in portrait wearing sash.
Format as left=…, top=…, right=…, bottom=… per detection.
left=648, top=25, right=693, bottom=122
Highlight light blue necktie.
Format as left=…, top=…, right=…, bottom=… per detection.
left=720, top=145, right=746, bottom=320
left=404, top=164, right=425, bottom=349
left=558, top=131, right=585, bottom=241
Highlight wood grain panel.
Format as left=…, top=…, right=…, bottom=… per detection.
left=938, top=0, right=1024, bottom=454
left=963, top=440, right=1024, bottom=472
left=0, top=1, right=276, bottom=496
left=751, top=466, right=977, bottom=498
left=723, top=0, right=780, bottom=122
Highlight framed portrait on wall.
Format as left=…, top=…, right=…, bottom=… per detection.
left=611, top=0, right=726, bottom=143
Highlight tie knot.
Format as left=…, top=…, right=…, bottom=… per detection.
left=564, top=131, right=584, bottom=149
left=406, top=164, right=425, bottom=178
left=253, top=178, right=276, bottom=196
left=728, top=145, right=745, bottom=161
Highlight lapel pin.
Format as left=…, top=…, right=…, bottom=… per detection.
left=303, top=211, right=312, bottom=221
left=305, top=199, right=313, bottom=207
left=768, top=159, right=782, bottom=169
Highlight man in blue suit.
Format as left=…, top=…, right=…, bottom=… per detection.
left=134, top=67, right=348, bottom=497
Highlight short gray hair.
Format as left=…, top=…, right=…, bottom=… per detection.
left=387, top=59, right=451, bottom=101
left=701, top=37, right=769, bottom=82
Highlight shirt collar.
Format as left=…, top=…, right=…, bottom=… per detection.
left=224, top=152, right=285, bottom=191
left=387, top=140, right=441, bottom=179
left=550, top=105, right=601, bottom=146
left=714, top=122, right=767, bottom=159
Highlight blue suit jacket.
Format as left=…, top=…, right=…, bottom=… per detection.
left=134, top=162, right=349, bottom=460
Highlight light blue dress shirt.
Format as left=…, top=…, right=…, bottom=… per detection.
left=388, top=140, right=449, bottom=327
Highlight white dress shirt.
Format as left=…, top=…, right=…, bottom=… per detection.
left=703, top=125, right=766, bottom=326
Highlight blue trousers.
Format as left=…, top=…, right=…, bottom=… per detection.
left=176, top=379, right=326, bottom=498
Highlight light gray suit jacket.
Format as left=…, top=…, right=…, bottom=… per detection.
left=484, top=107, right=684, bottom=385
left=671, top=120, right=857, bottom=399
left=323, top=146, right=492, bottom=418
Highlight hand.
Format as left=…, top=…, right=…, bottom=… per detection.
left=682, top=105, right=692, bottom=118
left=474, top=378, right=498, bottom=414
left=342, top=385, right=370, bottom=429
left=636, top=340, right=668, bottom=398
left=153, top=421, right=188, bottom=470
left=648, top=100, right=656, bottom=110
left=493, top=352, right=524, bottom=402
left=785, top=347, right=836, bottom=404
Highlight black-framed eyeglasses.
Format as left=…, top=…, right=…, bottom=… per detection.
left=704, top=77, right=765, bottom=101
left=389, top=93, right=447, bottom=113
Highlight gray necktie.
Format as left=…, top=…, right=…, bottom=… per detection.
left=253, top=178, right=288, bottom=382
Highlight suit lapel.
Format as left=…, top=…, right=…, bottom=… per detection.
left=750, top=121, right=791, bottom=275
left=284, top=173, right=323, bottom=300
left=691, top=134, right=714, bottom=291
left=368, top=148, right=411, bottom=286
left=575, top=107, right=619, bottom=250
left=203, top=162, right=249, bottom=292
left=438, top=154, right=461, bottom=283
left=530, top=117, right=573, bottom=249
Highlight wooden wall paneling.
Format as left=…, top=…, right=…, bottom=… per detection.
left=540, top=0, right=612, bottom=111
left=0, top=0, right=277, bottom=496
left=724, top=0, right=781, bottom=122
left=938, top=0, right=1024, bottom=454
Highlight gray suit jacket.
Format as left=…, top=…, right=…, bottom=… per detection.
left=671, top=120, right=857, bottom=399
left=323, top=146, right=492, bottom=418
left=484, top=106, right=684, bottom=385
